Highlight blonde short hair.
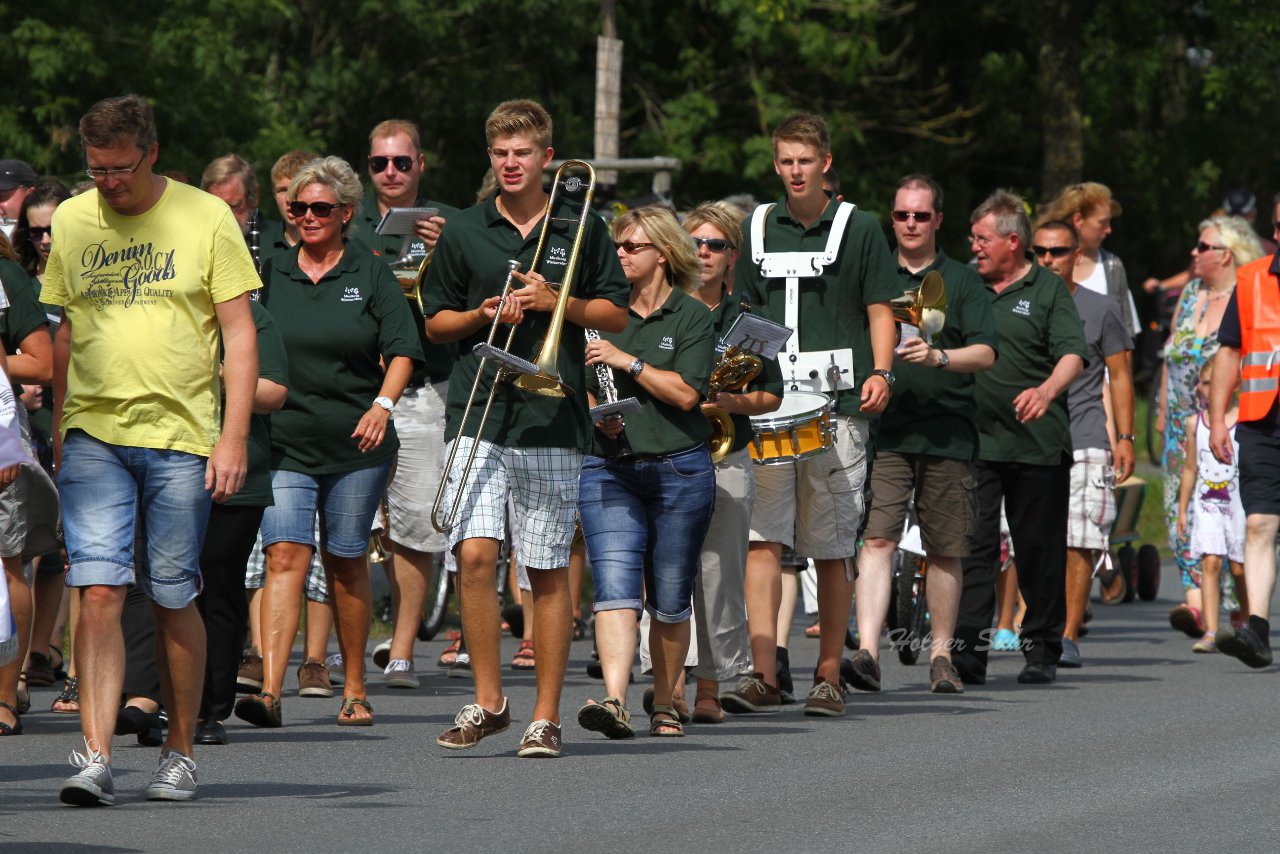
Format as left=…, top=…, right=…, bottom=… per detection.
left=271, top=150, right=318, bottom=185
left=682, top=202, right=743, bottom=250
left=484, top=100, right=553, bottom=150
left=1200, top=215, right=1264, bottom=268
left=772, top=113, right=830, bottom=157
left=612, top=206, right=700, bottom=294
left=369, top=119, right=421, bottom=152
left=289, top=156, right=363, bottom=235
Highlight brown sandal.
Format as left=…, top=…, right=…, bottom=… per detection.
left=691, top=694, right=724, bottom=724
left=234, top=691, right=282, bottom=728
left=511, top=640, right=536, bottom=670
left=649, top=705, right=685, bottom=737
left=337, top=696, right=373, bottom=727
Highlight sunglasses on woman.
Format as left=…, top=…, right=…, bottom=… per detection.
left=368, top=155, right=414, bottom=174
left=691, top=237, right=734, bottom=252
left=614, top=240, right=656, bottom=254
left=288, top=201, right=347, bottom=219
left=27, top=226, right=51, bottom=242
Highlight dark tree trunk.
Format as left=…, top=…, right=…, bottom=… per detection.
left=1039, top=0, right=1083, bottom=199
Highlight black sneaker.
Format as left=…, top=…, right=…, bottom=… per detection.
left=1016, top=662, right=1057, bottom=684
left=842, top=650, right=881, bottom=692
left=1216, top=625, right=1274, bottom=669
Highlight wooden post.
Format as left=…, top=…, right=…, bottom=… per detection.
left=595, top=0, right=622, bottom=186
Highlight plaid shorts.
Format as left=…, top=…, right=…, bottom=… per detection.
left=441, top=437, right=582, bottom=570
left=243, top=526, right=329, bottom=603
left=1066, top=448, right=1116, bottom=551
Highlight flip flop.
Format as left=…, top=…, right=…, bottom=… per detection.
left=337, top=696, right=373, bottom=727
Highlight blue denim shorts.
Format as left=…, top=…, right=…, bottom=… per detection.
left=578, top=445, right=716, bottom=623
left=261, top=462, right=392, bottom=559
left=60, top=430, right=212, bottom=609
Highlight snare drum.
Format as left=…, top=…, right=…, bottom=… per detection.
left=748, top=391, right=836, bottom=465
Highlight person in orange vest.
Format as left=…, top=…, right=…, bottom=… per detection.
left=1209, top=193, right=1280, bottom=669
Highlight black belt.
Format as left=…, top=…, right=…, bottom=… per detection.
left=406, top=375, right=450, bottom=390
left=608, top=444, right=706, bottom=464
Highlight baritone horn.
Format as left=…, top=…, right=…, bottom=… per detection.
left=703, top=346, right=763, bottom=464
left=890, top=270, right=946, bottom=343
left=393, top=253, right=431, bottom=314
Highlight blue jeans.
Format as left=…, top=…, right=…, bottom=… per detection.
left=261, top=463, right=393, bottom=559
left=60, top=430, right=212, bottom=609
left=578, top=445, right=716, bottom=623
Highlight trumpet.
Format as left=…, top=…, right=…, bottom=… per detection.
left=890, top=269, right=947, bottom=344
left=430, top=161, right=597, bottom=534
left=703, top=346, right=763, bottom=464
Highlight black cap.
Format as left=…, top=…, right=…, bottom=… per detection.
left=1224, top=187, right=1256, bottom=217
left=0, top=160, right=36, bottom=191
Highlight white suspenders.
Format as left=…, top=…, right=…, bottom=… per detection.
left=749, top=201, right=857, bottom=394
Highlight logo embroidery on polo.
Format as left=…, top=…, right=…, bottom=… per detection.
left=340, top=286, right=362, bottom=303
left=547, top=246, right=568, bottom=266
left=659, top=336, right=675, bottom=350
left=1012, top=299, right=1032, bottom=317
left=715, top=336, right=728, bottom=353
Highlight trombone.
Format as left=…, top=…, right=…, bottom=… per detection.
left=430, top=161, right=597, bottom=534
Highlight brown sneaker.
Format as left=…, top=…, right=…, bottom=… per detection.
left=720, top=673, right=782, bottom=714
left=297, top=660, right=334, bottom=698
left=236, top=653, right=263, bottom=694
left=516, top=719, right=562, bottom=758
left=929, top=656, right=964, bottom=694
left=803, top=678, right=845, bottom=717
left=436, top=698, right=510, bottom=750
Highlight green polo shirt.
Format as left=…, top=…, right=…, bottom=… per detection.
left=975, top=259, right=1086, bottom=465
left=226, top=300, right=288, bottom=507
left=261, top=244, right=424, bottom=475
left=0, top=260, right=52, bottom=361
left=257, top=218, right=290, bottom=270
left=705, top=286, right=785, bottom=454
left=735, top=195, right=901, bottom=418
left=588, top=287, right=716, bottom=458
left=879, top=251, right=997, bottom=461
left=352, top=191, right=461, bottom=385
left=422, top=194, right=631, bottom=450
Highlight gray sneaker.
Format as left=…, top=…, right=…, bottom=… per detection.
left=145, top=749, right=198, bottom=801
left=384, top=658, right=420, bottom=689
left=59, top=740, right=115, bottom=806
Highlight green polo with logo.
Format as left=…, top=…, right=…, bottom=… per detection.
left=588, top=287, right=716, bottom=458
left=421, top=194, right=631, bottom=450
left=879, top=251, right=997, bottom=461
left=227, top=300, right=289, bottom=507
left=706, top=286, right=786, bottom=454
left=735, top=194, right=901, bottom=418
left=976, top=259, right=1086, bottom=465
left=261, top=243, right=424, bottom=474
left=352, top=191, right=461, bottom=385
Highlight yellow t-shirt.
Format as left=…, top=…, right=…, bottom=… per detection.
left=43, top=179, right=259, bottom=456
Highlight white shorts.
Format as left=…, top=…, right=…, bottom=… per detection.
left=385, top=381, right=450, bottom=553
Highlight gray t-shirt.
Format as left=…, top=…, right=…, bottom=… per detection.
left=1067, top=286, right=1132, bottom=451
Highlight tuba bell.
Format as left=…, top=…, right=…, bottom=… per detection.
left=703, top=345, right=763, bottom=464
left=890, top=269, right=947, bottom=344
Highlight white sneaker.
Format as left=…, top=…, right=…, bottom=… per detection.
left=383, top=658, right=420, bottom=689
left=372, top=639, right=393, bottom=670
left=325, top=653, right=345, bottom=687
left=146, top=748, right=198, bottom=801
left=448, top=651, right=472, bottom=678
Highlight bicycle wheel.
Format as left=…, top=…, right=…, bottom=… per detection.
left=896, top=557, right=924, bottom=665
left=419, top=556, right=452, bottom=641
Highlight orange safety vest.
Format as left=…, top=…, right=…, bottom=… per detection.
left=1236, top=255, right=1280, bottom=422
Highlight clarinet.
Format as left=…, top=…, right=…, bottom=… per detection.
left=585, top=328, right=636, bottom=461
left=245, top=208, right=264, bottom=300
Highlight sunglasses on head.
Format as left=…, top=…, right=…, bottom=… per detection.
left=27, top=226, right=51, bottom=242
left=891, top=210, right=934, bottom=223
left=1032, top=244, right=1074, bottom=258
left=369, top=155, right=414, bottom=174
left=288, top=201, right=346, bottom=219
left=691, top=236, right=734, bottom=252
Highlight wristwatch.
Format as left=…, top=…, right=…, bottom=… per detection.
left=871, top=368, right=895, bottom=390
left=629, top=359, right=646, bottom=378
left=935, top=349, right=950, bottom=370
left=373, top=396, right=395, bottom=414
left=1118, top=433, right=1135, bottom=442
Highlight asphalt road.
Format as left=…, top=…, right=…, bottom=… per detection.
left=2, top=560, right=1277, bottom=854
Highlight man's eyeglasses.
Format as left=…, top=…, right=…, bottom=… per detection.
left=1032, top=245, right=1074, bottom=258
left=369, top=155, right=414, bottom=174
left=84, top=151, right=147, bottom=180
left=615, top=240, right=656, bottom=255
left=691, top=237, right=734, bottom=253
left=288, top=201, right=347, bottom=219
left=891, top=210, right=934, bottom=223
left=27, top=226, right=51, bottom=242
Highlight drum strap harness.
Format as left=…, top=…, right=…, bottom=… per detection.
left=749, top=201, right=857, bottom=394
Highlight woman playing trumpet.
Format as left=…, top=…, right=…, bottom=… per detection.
left=576, top=206, right=717, bottom=739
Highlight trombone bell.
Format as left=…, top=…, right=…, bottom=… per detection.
left=890, top=270, right=947, bottom=343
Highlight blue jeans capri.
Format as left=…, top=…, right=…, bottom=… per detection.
left=261, top=462, right=393, bottom=559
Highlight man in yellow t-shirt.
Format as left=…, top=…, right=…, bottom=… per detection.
left=42, top=95, right=259, bottom=807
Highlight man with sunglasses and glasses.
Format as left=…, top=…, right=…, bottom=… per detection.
left=353, top=119, right=461, bottom=690
left=848, top=174, right=996, bottom=696
left=1033, top=220, right=1134, bottom=668
left=43, top=94, right=259, bottom=805
left=730, top=113, right=899, bottom=718
left=951, top=190, right=1085, bottom=686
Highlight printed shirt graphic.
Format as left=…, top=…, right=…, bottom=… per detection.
left=42, top=181, right=260, bottom=456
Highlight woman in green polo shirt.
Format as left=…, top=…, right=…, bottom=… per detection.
left=236, top=156, right=422, bottom=730
left=576, top=206, right=717, bottom=739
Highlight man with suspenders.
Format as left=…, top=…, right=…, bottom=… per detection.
left=721, top=113, right=899, bottom=717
